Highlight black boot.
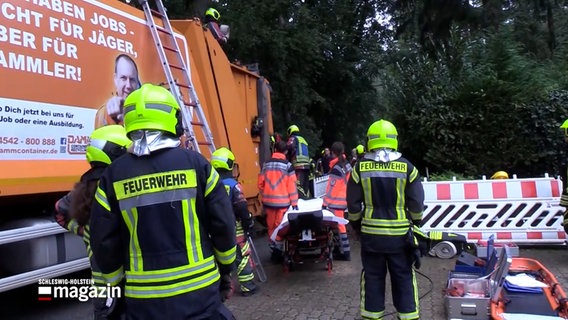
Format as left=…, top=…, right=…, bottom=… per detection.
left=270, top=249, right=283, bottom=264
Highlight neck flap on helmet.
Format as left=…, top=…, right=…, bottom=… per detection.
left=128, top=130, right=180, bottom=156
left=364, top=148, right=402, bottom=163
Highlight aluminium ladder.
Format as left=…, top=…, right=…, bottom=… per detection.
left=137, top=0, right=216, bottom=156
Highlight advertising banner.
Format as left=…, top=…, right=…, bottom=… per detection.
left=0, top=0, right=190, bottom=193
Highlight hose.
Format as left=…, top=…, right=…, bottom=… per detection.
left=380, top=267, right=434, bottom=318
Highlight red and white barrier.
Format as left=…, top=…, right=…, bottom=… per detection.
left=423, top=177, right=561, bottom=201
left=422, top=176, right=565, bottom=245
left=464, top=231, right=566, bottom=242
left=312, top=174, right=567, bottom=245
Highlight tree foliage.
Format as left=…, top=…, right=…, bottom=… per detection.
left=378, top=1, right=568, bottom=177
left=162, top=0, right=384, bottom=156
left=159, top=0, right=568, bottom=177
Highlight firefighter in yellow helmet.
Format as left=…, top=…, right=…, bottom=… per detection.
left=211, top=147, right=258, bottom=297
left=89, top=84, right=237, bottom=319
left=286, top=124, right=311, bottom=198
left=347, top=119, right=424, bottom=320
left=350, top=144, right=365, bottom=167
left=491, top=171, right=509, bottom=179
left=204, top=7, right=230, bottom=44
left=205, top=8, right=221, bottom=22
left=560, top=119, right=568, bottom=234
left=54, top=125, right=131, bottom=319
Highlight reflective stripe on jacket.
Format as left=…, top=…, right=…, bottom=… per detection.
left=347, top=157, right=424, bottom=238
left=287, top=135, right=310, bottom=168
left=221, top=174, right=251, bottom=237
left=82, top=225, right=107, bottom=288
left=258, top=152, right=298, bottom=208
left=55, top=167, right=110, bottom=288
left=90, top=147, right=237, bottom=301
left=323, top=158, right=352, bottom=210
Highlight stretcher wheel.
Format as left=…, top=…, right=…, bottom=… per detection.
left=332, top=232, right=341, bottom=256
left=431, top=241, right=458, bottom=259
left=283, top=257, right=294, bottom=273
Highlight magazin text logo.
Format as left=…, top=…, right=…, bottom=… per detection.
left=38, top=278, right=121, bottom=302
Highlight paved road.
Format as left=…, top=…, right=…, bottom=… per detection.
left=1, top=234, right=567, bottom=320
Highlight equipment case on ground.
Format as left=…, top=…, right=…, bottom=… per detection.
left=445, top=246, right=512, bottom=320
left=475, top=240, right=519, bottom=259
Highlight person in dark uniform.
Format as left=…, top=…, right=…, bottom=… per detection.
left=347, top=119, right=424, bottom=320
left=90, top=83, right=237, bottom=319
left=211, top=147, right=258, bottom=297
left=560, top=119, right=568, bottom=234
left=286, top=125, right=311, bottom=198
left=54, top=125, right=131, bottom=320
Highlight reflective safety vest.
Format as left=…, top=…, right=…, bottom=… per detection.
left=258, top=152, right=299, bottom=208
left=348, top=157, right=424, bottom=237
left=323, top=159, right=352, bottom=210
left=290, top=135, right=310, bottom=168
left=90, top=147, right=237, bottom=302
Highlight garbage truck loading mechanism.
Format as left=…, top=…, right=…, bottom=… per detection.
left=0, top=0, right=273, bottom=292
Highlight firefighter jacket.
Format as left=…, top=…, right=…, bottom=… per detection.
left=90, top=147, right=237, bottom=315
left=286, top=134, right=310, bottom=169
left=561, top=153, right=568, bottom=207
left=346, top=156, right=424, bottom=253
left=54, top=166, right=108, bottom=289
left=220, top=171, right=253, bottom=237
left=55, top=191, right=82, bottom=236
left=323, top=158, right=352, bottom=210
left=258, top=152, right=299, bottom=208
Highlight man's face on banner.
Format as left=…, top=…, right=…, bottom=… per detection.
left=114, top=57, right=139, bottom=99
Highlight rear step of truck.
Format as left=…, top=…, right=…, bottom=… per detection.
left=138, top=0, right=216, bottom=156
left=0, top=222, right=89, bottom=293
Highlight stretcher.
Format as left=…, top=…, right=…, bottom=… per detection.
left=490, top=256, right=568, bottom=319
left=271, top=199, right=348, bottom=272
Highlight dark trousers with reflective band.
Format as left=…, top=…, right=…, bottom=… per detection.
left=93, top=296, right=123, bottom=320
left=295, top=168, right=311, bottom=199
left=360, top=250, right=419, bottom=320
left=235, top=237, right=256, bottom=293
left=124, top=281, right=230, bottom=320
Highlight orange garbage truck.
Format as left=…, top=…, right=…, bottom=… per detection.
left=0, top=0, right=273, bottom=292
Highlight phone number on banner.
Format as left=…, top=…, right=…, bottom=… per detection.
left=0, top=137, right=57, bottom=145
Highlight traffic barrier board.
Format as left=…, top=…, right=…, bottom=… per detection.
left=312, top=174, right=566, bottom=245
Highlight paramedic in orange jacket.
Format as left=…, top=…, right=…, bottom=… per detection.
left=258, top=140, right=298, bottom=257
left=322, top=141, right=352, bottom=261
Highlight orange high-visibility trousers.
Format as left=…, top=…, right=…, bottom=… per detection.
left=265, top=207, right=288, bottom=241
left=332, top=209, right=347, bottom=233
left=332, top=209, right=351, bottom=260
